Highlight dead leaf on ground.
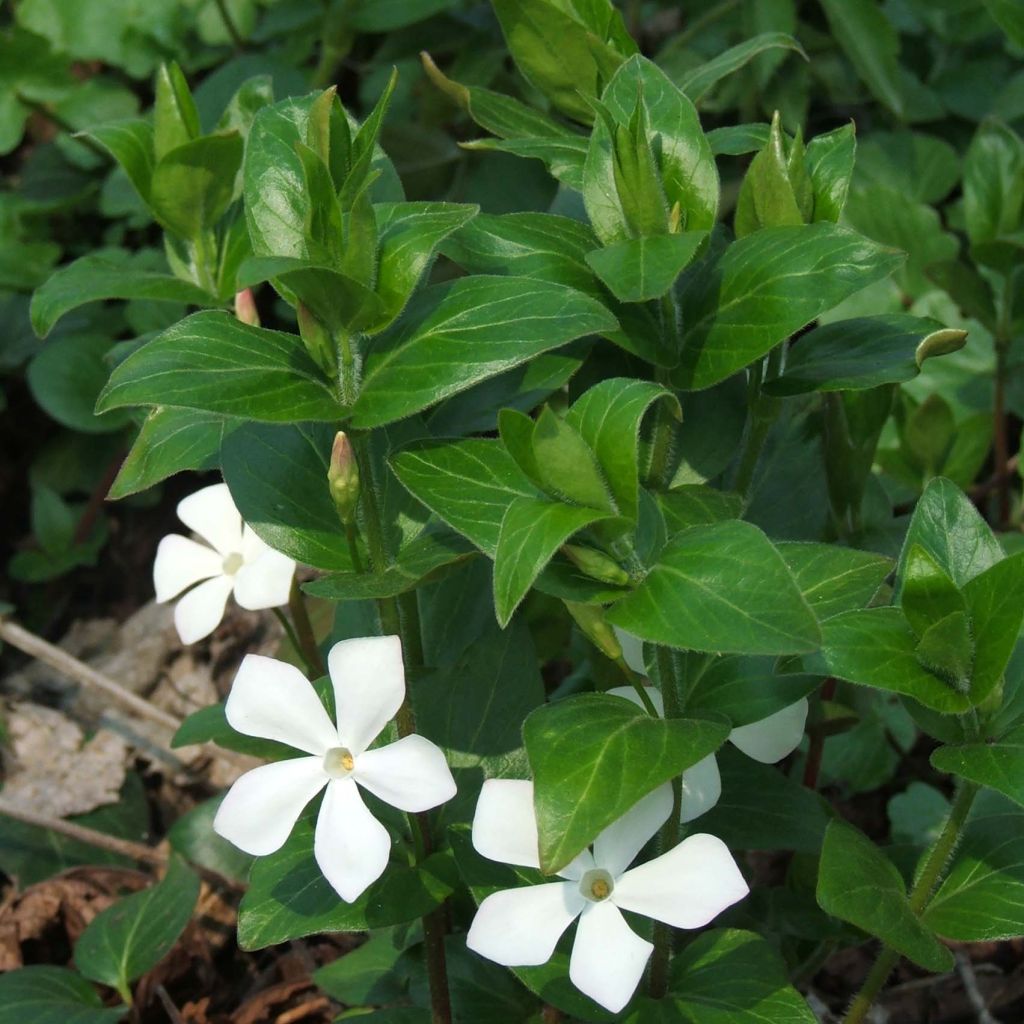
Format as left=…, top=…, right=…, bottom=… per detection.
left=231, top=979, right=336, bottom=1024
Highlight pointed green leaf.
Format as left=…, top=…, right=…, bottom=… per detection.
left=677, top=32, right=806, bottom=103
left=82, top=119, right=154, bottom=203
left=585, top=232, right=707, bottom=302
left=915, top=611, right=974, bottom=691
left=0, top=966, right=125, bottom=1024
left=153, top=62, right=200, bottom=161
left=821, top=608, right=972, bottom=713
left=806, top=122, right=856, bottom=223
left=777, top=542, right=891, bottom=621
left=606, top=521, right=821, bottom=655
left=494, top=497, right=610, bottom=626
left=962, top=552, right=1024, bottom=703
left=524, top=693, right=729, bottom=873
left=531, top=407, right=614, bottom=511
left=351, top=276, right=616, bottom=428
left=673, top=224, right=904, bottom=390
left=900, top=544, right=967, bottom=638
left=932, top=726, right=1024, bottom=809
left=97, top=311, right=343, bottom=421
left=817, top=819, right=953, bottom=971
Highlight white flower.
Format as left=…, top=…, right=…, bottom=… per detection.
left=466, top=780, right=748, bottom=1013
left=212, top=636, right=457, bottom=902
left=153, top=482, right=296, bottom=644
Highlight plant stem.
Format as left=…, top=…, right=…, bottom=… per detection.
left=615, top=657, right=659, bottom=716
left=803, top=677, right=837, bottom=789
left=213, top=0, right=247, bottom=51
left=647, top=298, right=681, bottom=489
left=289, top=579, right=326, bottom=677
left=842, top=781, right=980, bottom=1024
left=272, top=607, right=306, bottom=664
left=649, top=646, right=682, bottom=998
left=345, top=522, right=364, bottom=573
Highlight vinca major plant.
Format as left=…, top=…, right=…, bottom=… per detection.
left=12, top=2, right=1024, bottom=1022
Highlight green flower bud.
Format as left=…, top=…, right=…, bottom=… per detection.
left=562, top=544, right=631, bottom=587
left=297, top=303, right=336, bottom=380
left=328, top=431, right=360, bottom=526
left=234, top=288, right=259, bottom=327
left=565, top=600, right=623, bottom=661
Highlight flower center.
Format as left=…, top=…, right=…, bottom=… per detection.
left=322, top=746, right=355, bottom=779
left=222, top=551, right=244, bottom=575
left=579, top=868, right=614, bottom=903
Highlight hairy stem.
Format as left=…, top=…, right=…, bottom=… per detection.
left=287, top=579, right=326, bottom=677
left=842, top=781, right=980, bottom=1024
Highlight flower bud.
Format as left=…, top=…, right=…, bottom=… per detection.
left=562, top=544, right=631, bottom=586
left=297, top=302, right=336, bottom=379
left=328, top=431, right=360, bottom=526
left=565, top=600, right=623, bottom=662
left=234, top=288, right=260, bottom=327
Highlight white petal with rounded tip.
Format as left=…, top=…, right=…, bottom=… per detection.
left=233, top=548, right=296, bottom=610
left=594, top=783, right=673, bottom=878
left=314, top=777, right=392, bottom=902
left=606, top=685, right=665, bottom=715
left=569, top=900, right=652, bottom=1013
left=729, top=698, right=809, bottom=763
left=225, top=654, right=338, bottom=755
left=213, top=756, right=326, bottom=856
left=241, top=523, right=270, bottom=561
left=355, top=734, right=456, bottom=812
left=329, top=635, right=405, bottom=754
left=680, top=753, right=722, bottom=824
left=153, top=534, right=222, bottom=602
left=612, top=832, right=748, bottom=929
left=176, top=483, right=244, bottom=557
left=467, top=882, right=583, bottom=966
left=173, top=573, right=234, bottom=644
left=472, top=779, right=541, bottom=869
left=613, top=627, right=646, bottom=677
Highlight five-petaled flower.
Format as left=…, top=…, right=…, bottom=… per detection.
left=154, top=482, right=296, bottom=644
left=466, top=779, right=748, bottom=1013
left=213, top=636, right=457, bottom=902
left=613, top=629, right=808, bottom=821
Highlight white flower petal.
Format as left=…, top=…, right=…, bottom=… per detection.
left=241, top=523, right=271, bottom=561
left=314, top=777, right=392, bottom=902
left=613, top=628, right=646, bottom=677
left=569, top=900, right=652, bottom=1014
left=606, top=685, right=665, bottom=715
left=467, top=882, right=583, bottom=966
left=472, top=779, right=541, bottom=869
left=176, top=482, right=245, bottom=557
left=612, top=832, right=748, bottom=929
left=153, top=534, right=222, bottom=602
left=558, top=848, right=597, bottom=882
left=173, top=573, right=235, bottom=644
left=594, top=784, right=673, bottom=878
left=233, top=548, right=296, bottom=610
left=680, top=753, right=722, bottom=824
left=213, top=756, right=326, bottom=856
left=225, top=654, right=338, bottom=755
left=355, top=734, right=456, bottom=812
left=328, top=635, right=405, bottom=754
left=729, top=698, right=809, bottom=763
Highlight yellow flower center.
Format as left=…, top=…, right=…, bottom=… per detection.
left=323, top=746, right=355, bottom=778
left=222, top=552, right=244, bottom=575
left=579, top=868, right=614, bottom=903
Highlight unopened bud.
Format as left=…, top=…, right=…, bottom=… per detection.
left=328, top=431, right=360, bottom=526
left=565, top=601, right=622, bottom=662
left=297, top=303, right=336, bottom=379
left=234, top=288, right=260, bottom=327
left=562, top=544, right=631, bottom=587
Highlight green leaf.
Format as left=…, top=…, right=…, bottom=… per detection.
left=108, top=407, right=226, bottom=500
left=963, top=118, right=1024, bottom=247
left=900, top=544, right=967, bottom=638
left=983, top=0, right=1024, bottom=46
left=817, top=819, right=953, bottom=971
left=0, top=966, right=125, bottom=1024
left=350, top=276, right=616, bottom=429
left=585, top=232, right=707, bottom=303
left=856, top=131, right=960, bottom=207
left=584, top=55, right=718, bottom=244
left=150, top=132, right=243, bottom=240
left=707, top=123, right=770, bottom=156
left=777, top=542, right=891, bottom=621
left=524, top=693, right=729, bottom=873
left=168, top=798, right=253, bottom=883
left=82, top=119, right=154, bottom=204
left=821, top=608, right=972, bottom=713
left=153, top=61, right=200, bottom=161
left=673, top=224, right=903, bottom=390
left=697, top=746, right=833, bottom=853
left=494, top=497, right=611, bottom=626
left=676, top=33, right=806, bottom=103
left=932, top=725, right=1024, bottom=810
left=806, top=123, right=857, bottom=222
left=75, top=856, right=200, bottom=1001
left=97, top=311, right=343, bottom=422
left=643, top=928, right=817, bottom=1023
left=924, top=792, right=1024, bottom=941
left=819, top=0, right=906, bottom=119
left=915, top=611, right=975, bottom=691
left=962, top=552, right=1024, bottom=703
left=659, top=486, right=742, bottom=533
left=606, top=522, right=821, bottom=655
left=567, top=378, right=679, bottom=522
left=237, top=817, right=456, bottom=949
left=391, top=438, right=540, bottom=557
left=30, top=251, right=214, bottom=338
left=896, top=478, right=1004, bottom=592
left=764, top=315, right=967, bottom=396
left=171, top=702, right=296, bottom=760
